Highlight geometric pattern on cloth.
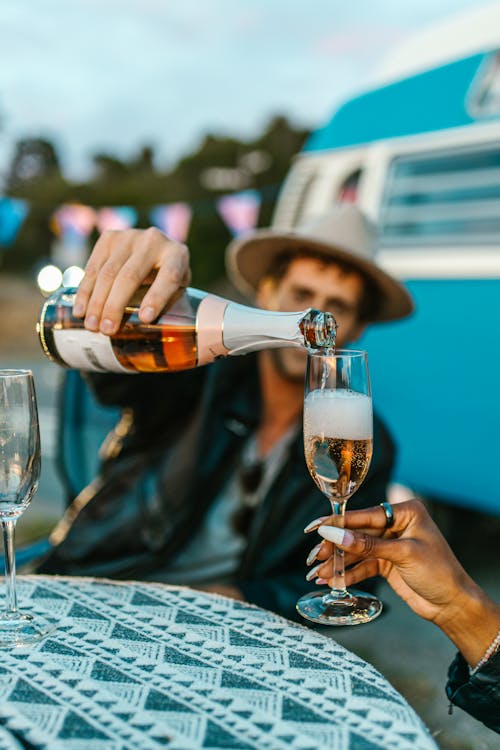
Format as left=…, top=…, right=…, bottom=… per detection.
left=0, top=576, right=438, bottom=750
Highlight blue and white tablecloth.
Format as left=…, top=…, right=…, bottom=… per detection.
left=0, top=576, right=437, bottom=750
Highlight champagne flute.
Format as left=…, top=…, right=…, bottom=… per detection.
left=0, top=370, right=52, bottom=646
left=297, top=349, right=382, bottom=625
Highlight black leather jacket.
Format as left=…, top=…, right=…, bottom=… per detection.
left=42, top=354, right=395, bottom=622
left=446, top=650, right=500, bottom=733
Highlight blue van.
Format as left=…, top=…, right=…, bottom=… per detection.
left=273, top=11, right=500, bottom=513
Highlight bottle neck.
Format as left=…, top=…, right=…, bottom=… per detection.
left=299, top=308, right=337, bottom=349
left=222, top=302, right=337, bottom=355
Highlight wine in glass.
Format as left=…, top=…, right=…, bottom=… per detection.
left=0, top=370, right=52, bottom=646
left=297, top=349, right=382, bottom=625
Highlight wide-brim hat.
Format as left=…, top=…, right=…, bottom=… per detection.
left=226, top=204, right=414, bottom=322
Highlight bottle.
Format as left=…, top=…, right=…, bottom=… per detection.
left=37, top=286, right=337, bottom=374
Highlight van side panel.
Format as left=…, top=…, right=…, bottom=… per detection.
left=359, top=278, right=499, bottom=512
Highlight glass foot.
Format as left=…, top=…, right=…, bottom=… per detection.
left=0, top=611, right=55, bottom=648
left=296, top=588, right=383, bottom=625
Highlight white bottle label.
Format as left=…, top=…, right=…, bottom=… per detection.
left=52, top=329, right=131, bottom=373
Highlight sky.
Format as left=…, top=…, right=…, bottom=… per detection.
left=0, top=0, right=488, bottom=182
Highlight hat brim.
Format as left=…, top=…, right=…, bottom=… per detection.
left=226, top=229, right=414, bottom=322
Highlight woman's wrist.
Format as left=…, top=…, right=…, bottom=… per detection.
left=436, top=578, right=500, bottom=668
left=470, top=627, right=500, bottom=674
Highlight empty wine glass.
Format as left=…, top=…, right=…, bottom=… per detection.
left=297, top=350, right=383, bottom=625
left=0, top=370, right=52, bottom=646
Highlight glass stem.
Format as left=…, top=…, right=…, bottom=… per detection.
left=327, top=500, right=348, bottom=600
left=2, top=520, right=18, bottom=614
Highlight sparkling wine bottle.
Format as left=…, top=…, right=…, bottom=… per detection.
left=37, top=286, right=337, bottom=373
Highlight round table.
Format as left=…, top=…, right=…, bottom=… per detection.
left=0, top=576, right=437, bottom=750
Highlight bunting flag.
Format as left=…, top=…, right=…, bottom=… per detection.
left=50, top=203, right=96, bottom=270
left=150, top=202, right=192, bottom=242
left=50, top=203, right=97, bottom=269
left=51, top=203, right=96, bottom=237
left=0, top=197, right=29, bottom=247
left=95, top=206, right=138, bottom=233
left=2, top=185, right=271, bottom=252
left=216, top=189, right=261, bottom=236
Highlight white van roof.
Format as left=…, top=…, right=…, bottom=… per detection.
left=374, top=2, right=500, bottom=85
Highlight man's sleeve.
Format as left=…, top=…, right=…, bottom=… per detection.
left=86, top=369, right=201, bottom=412
left=86, top=369, right=206, bottom=449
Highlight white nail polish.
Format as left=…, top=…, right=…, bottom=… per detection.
left=304, top=517, right=325, bottom=533
left=318, top=525, right=345, bottom=545
left=306, top=562, right=322, bottom=582
left=306, top=543, right=322, bottom=567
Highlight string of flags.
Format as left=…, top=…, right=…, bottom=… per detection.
left=0, top=197, right=30, bottom=246
left=0, top=189, right=263, bottom=248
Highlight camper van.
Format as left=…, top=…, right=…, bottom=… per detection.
left=273, top=5, right=500, bottom=514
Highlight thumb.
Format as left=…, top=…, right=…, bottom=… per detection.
left=318, top=524, right=403, bottom=563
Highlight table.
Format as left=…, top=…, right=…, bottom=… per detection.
left=0, top=576, right=437, bottom=750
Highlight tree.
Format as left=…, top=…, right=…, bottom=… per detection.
left=92, top=153, right=129, bottom=181
left=1, top=117, right=310, bottom=281
left=6, top=138, right=62, bottom=191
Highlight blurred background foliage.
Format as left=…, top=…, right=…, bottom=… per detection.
left=1, top=115, right=309, bottom=288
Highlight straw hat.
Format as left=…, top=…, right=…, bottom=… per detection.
left=226, top=204, right=414, bottom=322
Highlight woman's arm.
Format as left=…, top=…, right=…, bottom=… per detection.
left=306, top=499, right=500, bottom=670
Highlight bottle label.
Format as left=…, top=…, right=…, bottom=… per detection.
left=197, top=295, right=229, bottom=365
left=52, top=329, right=131, bottom=373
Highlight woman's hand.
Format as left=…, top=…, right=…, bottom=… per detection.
left=305, top=499, right=500, bottom=667
left=310, top=500, right=471, bottom=624
left=73, top=227, right=191, bottom=334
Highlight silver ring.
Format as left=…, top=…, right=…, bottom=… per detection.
left=379, top=502, right=394, bottom=528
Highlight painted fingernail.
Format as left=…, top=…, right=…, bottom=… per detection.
left=306, top=543, right=322, bottom=567
left=318, top=526, right=355, bottom=547
left=85, top=315, right=99, bottom=330
left=73, top=302, right=84, bottom=317
left=306, top=563, right=323, bottom=582
left=140, top=306, right=155, bottom=323
left=304, top=516, right=330, bottom=534
left=101, top=318, right=115, bottom=334
left=315, top=578, right=329, bottom=586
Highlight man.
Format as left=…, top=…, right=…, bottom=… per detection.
left=39, top=205, right=413, bottom=621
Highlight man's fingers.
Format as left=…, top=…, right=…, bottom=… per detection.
left=96, top=231, right=190, bottom=331
left=86, top=234, right=141, bottom=332
left=73, top=227, right=191, bottom=334
left=97, top=233, right=167, bottom=331
left=139, top=242, right=191, bottom=322
left=73, top=231, right=117, bottom=318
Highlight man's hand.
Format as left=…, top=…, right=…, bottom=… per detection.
left=73, top=227, right=191, bottom=334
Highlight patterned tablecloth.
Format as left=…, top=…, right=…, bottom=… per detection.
left=0, top=576, right=437, bottom=750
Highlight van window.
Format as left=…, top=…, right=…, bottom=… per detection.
left=379, top=143, right=500, bottom=246
left=469, top=51, right=500, bottom=117
left=336, top=169, right=361, bottom=205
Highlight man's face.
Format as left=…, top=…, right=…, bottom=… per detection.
left=256, top=256, right=367, bottom=381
